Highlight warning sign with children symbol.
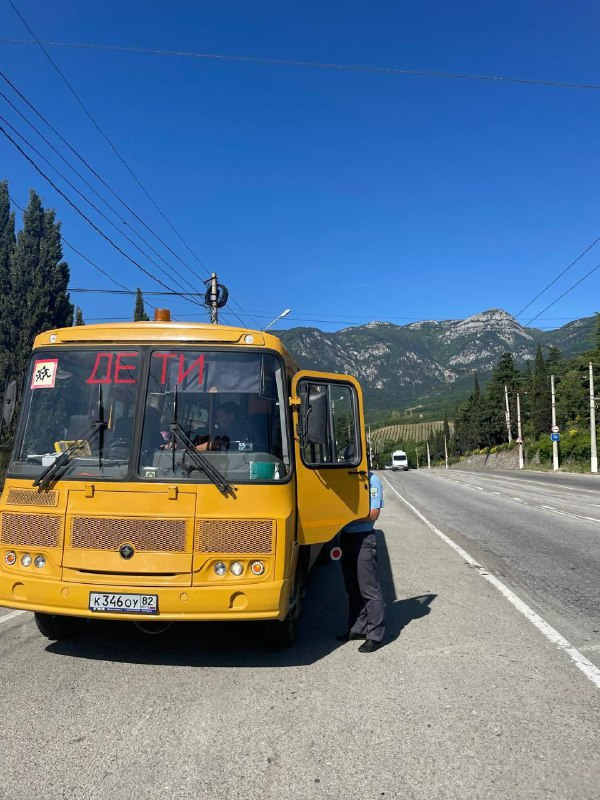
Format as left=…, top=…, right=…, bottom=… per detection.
left=31, top=358, right=58, bottom=389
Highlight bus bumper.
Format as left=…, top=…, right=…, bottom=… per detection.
left=0, top=574, right=292, bottom=622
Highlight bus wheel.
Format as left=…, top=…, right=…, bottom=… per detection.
left=268, top=615, right=297, bottom=648
left=34, top=612, right=86, bottom=640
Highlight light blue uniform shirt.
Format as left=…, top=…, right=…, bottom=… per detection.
left=342, top=472, right=384, bottom=533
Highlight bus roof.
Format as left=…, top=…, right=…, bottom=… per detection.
left=33, top=320, right=298, bottom=368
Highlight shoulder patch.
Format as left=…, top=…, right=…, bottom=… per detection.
left=370, top=486, right=379, bottom=498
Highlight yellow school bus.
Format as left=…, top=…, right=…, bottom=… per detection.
left=0, top=311, right=369, bottom=644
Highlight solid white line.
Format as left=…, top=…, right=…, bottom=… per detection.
left=382, top=476, right=600, bottom=691
left=0, top=610, right=27, bottom=625
left=448, top=470, right=599, bottom=495
left=537, top=506, right=600, bottom=524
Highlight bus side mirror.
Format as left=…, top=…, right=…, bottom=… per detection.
left=3, top=380, right=18, bottom=427
left=300, top=387, right=328, bottom=446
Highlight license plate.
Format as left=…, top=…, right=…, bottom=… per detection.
left=89, top=592, right=158, bottom=614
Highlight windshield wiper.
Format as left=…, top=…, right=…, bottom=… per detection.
left=169, top=422, right=236, bottom=497
left=33, top=420, right=107, bottom=490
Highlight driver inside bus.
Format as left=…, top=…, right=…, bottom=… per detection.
left=195, top=401, right=256, bottom=452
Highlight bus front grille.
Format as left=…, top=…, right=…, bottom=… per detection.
left=196, top=519, right=274, bottom=553
left=71, top=518, right=188, bottom=552
left=6, top=488, right=58, bottom=507
left=0, top=512, right=61, bottom=547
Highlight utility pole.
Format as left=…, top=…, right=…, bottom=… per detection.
left=444, top=436, right=449, bottom=469
left=426, top=441, right=431, bottom=470
left=551, top=374, right=559, bottom=472
left=516, top=392, right=524, bottom=469
left=209, top=273, right=219, bottom=324
left=504, top=384, right=512, bottom=443
left=415, top=445, right=419, bottom=470
left=590, top=363, right=598, bottom=474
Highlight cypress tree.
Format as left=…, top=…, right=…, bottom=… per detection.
left=0, top=180, right=16, bottom=387
left=4, top=189, right=73, bottom=381
left=134, top=288, right=150, bottom=321
left=74, top=307, right=85, bottom=326
left=481, top=353, right=520, bottom=445
left=532, top=343, right=551, bottom=436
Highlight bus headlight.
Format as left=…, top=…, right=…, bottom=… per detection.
left=21, top=554, right=32, bottom=567
left=214, top=561, right=227, bottom=576
left=4, top=551, right=16, bottom=566
left=230, top=561, right=244, bottom=576
left=250, top=560, right=265, bottom=576
left=34, top=555, right=46, bottom=569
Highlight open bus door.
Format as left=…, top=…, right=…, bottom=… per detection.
left=291, top=371, right=370, bottom=546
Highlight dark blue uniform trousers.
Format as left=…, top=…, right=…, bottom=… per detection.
left=340, top=530, right=385, bottom=643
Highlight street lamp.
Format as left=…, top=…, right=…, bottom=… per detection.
left=264, top=308, right=291, bottom=332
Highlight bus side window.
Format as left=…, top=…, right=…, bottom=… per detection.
left=299, top=382, right=360, bottom=467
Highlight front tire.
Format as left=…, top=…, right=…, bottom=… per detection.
left=34, top=612, right=86, bottom=640
left=268, top=615, right=297, bottom=648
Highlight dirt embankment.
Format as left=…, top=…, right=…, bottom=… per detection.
left=450, top=449, right=531, bottom=470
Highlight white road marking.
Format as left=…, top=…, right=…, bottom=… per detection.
left=447, top=470, right=600, bottom=495
left=0, top=610, right=27, bottom=625
left=512, top=497, right=525, bottom=502
left=382, top=476, right=600, bottom=691
left=538, top=506, right=600, bottom=524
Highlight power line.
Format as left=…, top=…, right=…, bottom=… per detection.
left=0, top=84, right=212, bottom=307
left=2, top=36, right=600, bottom=92
left=0, top=123, right=199, bottom=297
left=0, top=111, right=208, bottom=311
left=8, top=192, right=157, bottom=312
left=5, top=2, right=257, bottom=328
left=524, top=261, right=600, bottom=327
left=0, top=71, right=214, bottom=300
left=514, top=233, right=600, bottom=320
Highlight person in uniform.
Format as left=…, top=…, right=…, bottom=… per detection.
left=337, top=469, right=385, bottom=652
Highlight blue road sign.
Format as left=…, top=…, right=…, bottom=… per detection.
left=551, top=432, right=560, bottom=442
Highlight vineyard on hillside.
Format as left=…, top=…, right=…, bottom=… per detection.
left=371, top=421, right=454, bottom=446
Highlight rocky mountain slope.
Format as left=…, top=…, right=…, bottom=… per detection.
left=276, top=309, right=596, bottom=417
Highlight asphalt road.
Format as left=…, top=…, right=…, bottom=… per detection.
left=0, top=472, right=599, bottom=799
left=388, top=468, right=600, bottom=667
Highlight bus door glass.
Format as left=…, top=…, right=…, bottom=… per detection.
left=291, top=371, right=370, bottom=545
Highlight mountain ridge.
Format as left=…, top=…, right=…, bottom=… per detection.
left=276, top=309, right=596, bottom=419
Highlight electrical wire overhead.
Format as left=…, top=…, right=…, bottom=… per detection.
left=524, top=261, right=600, bottom=327
left=8, top=193, right=158, bottom=312
left=2, top=36, right=600, bottom=92
left=514, top=233, right=600, bottom=320
left=0, top=112, right=209, bottom=309
left=5, top=0, right=259, bottom=329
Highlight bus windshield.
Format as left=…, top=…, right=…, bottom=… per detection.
left=10, top=347, right=291, bottom=484
left=139, top=350, right=290, bottom=482
left=10, top=349, right=139, bottom=480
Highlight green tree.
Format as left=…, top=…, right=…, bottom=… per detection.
left=74, top=307, right=85, bottom=326
left=0, top=180, right=16, bottom=387
left=480, top=353, right=520, bottom=446
left=2, top=189, right=73, bottom=382
left=134, top=288, right=150, bottom=321
left=531, top=343, right=551, bottom=437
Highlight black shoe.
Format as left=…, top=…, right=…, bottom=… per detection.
left=358, top=639, right=383, bottom=653
left=336, top=631, right=367, bottom=642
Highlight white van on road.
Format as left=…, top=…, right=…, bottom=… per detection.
left=391, top=450, right=409, bottom=471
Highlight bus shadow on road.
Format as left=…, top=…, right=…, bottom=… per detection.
left=44, top=559, right=352, bottom=668
left=45, top=530, right=435, bottom=667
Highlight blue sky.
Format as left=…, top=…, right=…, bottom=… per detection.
left=1, top=1, right=600, bottom=332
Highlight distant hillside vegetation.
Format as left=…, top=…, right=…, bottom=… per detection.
left=371, top=420, right=454, bottom=445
